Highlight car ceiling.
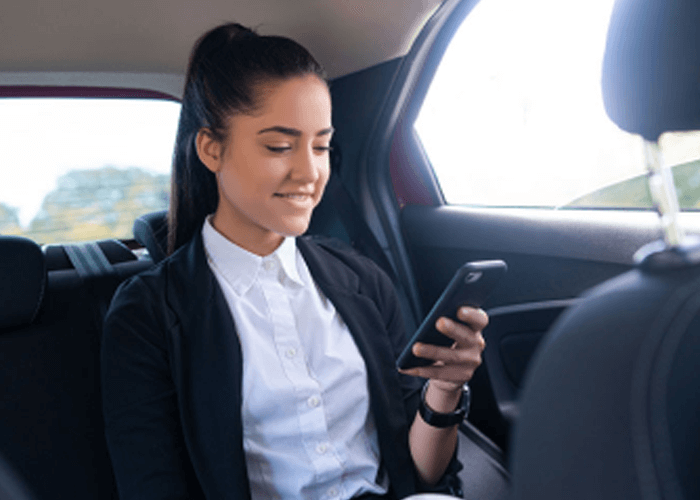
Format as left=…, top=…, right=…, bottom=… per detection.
left=1, top=0, right=443, bottom=80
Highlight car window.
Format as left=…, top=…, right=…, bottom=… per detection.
left=0, top=97, right=180, bottom=243
left=415, top=0, right=700, bottom=209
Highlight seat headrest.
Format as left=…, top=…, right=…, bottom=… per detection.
left=0, top=452, right=36, bottom=500
left=602, top=0, right=700, bottom=140
left=509, top=266, right=700, bottom=500
left=133, top=210, right=168, bottom=264
left=0, top=236, right=46, bottom=330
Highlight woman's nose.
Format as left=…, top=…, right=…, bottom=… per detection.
left=291, top=147, right=322, bottom=182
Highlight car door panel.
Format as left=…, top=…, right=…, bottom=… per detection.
left=399, top=204, right=676, bottom=449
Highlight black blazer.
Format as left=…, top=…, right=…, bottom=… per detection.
left=102, top=232, right=457, bottom=499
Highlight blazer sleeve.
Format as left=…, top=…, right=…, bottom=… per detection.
left=363, top=254, right=465, bottom=497
left=101, top=275, right=204, bottom=500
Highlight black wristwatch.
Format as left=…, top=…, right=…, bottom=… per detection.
left=418, top=381, right=471, bottom=428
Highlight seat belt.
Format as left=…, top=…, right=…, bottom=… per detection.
left=63, top=242, right=115, bottom=279
left=325, top=173, right=419, bottom=332
left=63, top=242, right=118, bottom=322
left=325, top=173, right=398, bottom=282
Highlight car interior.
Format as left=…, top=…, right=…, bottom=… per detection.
left=1, top=0, right=698, bottom=498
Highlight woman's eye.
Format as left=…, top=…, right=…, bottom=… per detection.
left=266, top=145, right=292, bottom=153
left=314, top=145, right=333, bottom=152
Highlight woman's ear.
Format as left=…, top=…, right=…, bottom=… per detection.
left=196, top=128, right=223, bottom=173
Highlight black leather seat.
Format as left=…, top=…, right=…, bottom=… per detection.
left=508, top=0, right=700, bottom=499
left=0, top=236, right=45, bottom=331
left=0, top=453, right=35, bottom=500
left=0, top=235, right=154, bottom=499
left=0, top=235, right=119, bottom=499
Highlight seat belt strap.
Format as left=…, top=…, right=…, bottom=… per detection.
left=326, top=173, right=398, bottom=281
left=63, top=242, right=114, bottom=278
left=326, top=173, right=420, bottom=332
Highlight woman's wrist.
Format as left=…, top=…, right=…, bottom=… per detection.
left=423, top=380, right=463, bottom=413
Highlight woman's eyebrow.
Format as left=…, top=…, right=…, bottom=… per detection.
left=257, top=126, right=334, bottom=137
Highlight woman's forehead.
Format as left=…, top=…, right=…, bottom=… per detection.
left=234, top=75, right=332, bottom=132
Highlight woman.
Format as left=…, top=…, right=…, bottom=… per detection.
left=101, top=23, right=488, bottom=500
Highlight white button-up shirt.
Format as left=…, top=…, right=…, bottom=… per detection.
left=202, top=220, right=388, bottom=500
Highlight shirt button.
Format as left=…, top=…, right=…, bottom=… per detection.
left=316, top=443, right=328, bottom=454
left=327, top=487, right=339, bottom=497
left=285, top=347, right=296, bottom=358
left=307, top=396, right=320, bottom=408
left=263, top=260, right=275, bottom=271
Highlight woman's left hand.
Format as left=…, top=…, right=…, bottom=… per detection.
left=400, top=306, right=488, bottom=392
left=403, top=306, right=489, bottom=484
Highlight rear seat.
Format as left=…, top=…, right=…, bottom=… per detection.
left=0, top=235, right=151, bottom=500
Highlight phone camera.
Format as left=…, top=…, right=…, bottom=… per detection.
left=464, top=271, right=482, bottom=284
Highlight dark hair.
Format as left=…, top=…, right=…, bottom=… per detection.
left=167, top=23, right=327, bottom=254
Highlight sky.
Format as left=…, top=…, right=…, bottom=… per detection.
left=0, top=98, right=180, bottom=227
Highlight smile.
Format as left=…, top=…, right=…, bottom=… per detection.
left=274, top=193, right=312, bottom=200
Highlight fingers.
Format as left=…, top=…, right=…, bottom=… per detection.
left=398, top=306, right=488, bottom=384
left=403, top=361, right=481, bottom=385
left=412, top=338, right=483, bottom=365
left=457, top=306, right=489, bottom=331
left=434, top=308, right=487, bottom=348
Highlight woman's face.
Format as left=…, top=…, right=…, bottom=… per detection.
left=197, top=74, right=332, bottom=256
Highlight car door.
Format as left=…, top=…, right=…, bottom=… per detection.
left=325, top=0, right=700, bottom=455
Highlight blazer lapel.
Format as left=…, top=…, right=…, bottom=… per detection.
left=298, top=238, right=418, bottom=498
left=166, top=231, right=251, bottom=499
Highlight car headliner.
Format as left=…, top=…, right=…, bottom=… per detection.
left=1, top=0, right=442, bottom=80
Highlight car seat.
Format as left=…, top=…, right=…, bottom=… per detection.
left=0, top=453, right=35, bottom=500
left=0, top=235, right=149, bottom=499
left=508, top=0, right=700, bottom=499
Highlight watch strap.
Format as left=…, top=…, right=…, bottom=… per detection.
left=418, top=381, right=468, bottom=428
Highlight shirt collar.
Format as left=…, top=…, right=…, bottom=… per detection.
left=201, top=217, right=303, bottom=295
left=275, top=236, right=304, bottom=287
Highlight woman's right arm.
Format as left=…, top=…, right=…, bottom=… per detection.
left=101, top=276, right=203, bottom=500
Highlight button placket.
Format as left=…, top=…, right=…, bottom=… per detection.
left=262, top=258, right=276, bottom=272
left=258, top=254, right=342, bottom=481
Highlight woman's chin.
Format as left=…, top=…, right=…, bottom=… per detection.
left=272, top=217, right=312, bottom=238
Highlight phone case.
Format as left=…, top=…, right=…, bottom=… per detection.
left=396, top=260, right=507, bottom=370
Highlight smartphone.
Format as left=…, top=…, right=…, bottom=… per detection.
left=396, top=260, right=507, bottom=370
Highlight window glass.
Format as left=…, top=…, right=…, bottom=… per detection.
left=415, top=0, right=700, bottom=209
left=0, top=98, right=180, bottom=243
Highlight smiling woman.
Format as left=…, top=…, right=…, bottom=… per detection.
left=195, top=75, right=333, bottom=256
left=101, top=21, right=489, bottom=500
left=165, top=23, right=330, bottom=255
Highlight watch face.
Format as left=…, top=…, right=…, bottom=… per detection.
left=461, top=383, right=471, bottom=415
